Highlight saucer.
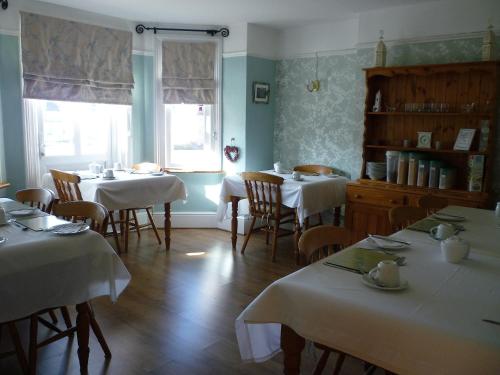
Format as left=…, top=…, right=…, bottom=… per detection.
left=325, top=174, right=340, bottom=178
left=0, top=236, right=6, bottom=245
left=291, top=177, right=304, bottom=182
left=8, top=208, right=38, bottom=217
left=102, top=176, right=117, bottom=180
left=361, top=274, right=408, bottom=291
left=433, top=213, right=466, bottom=222
left=151, top=172, right=164, bottom=176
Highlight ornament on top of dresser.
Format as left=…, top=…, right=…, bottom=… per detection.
left=372, top=90, right=382, bottom=112
left=374, top=30, right=387, bottom=67
left=224, top=138, right=240, bottom=163
left=482, top=20, right=496, bottom=61
left=306, top=52, right=321, bottom=92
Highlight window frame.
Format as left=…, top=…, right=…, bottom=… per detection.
left=154, top=34, right=222, bottom=171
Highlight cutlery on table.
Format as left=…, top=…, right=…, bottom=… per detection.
left=12, top=221, right=29, bottom=231
left=368, top=234, right=411, bottom=246
left=482, top=319, right=500, bottom=326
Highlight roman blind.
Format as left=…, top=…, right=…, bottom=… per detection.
left=20, top=12, right=134, bottom=105
left=162, top=41, right=216, bottom=104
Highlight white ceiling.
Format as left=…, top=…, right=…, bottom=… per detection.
left=37, top=0, right=440, bottom=29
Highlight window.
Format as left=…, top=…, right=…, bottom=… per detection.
left=23, top=99, right=131, bottom=186
left=155, top=37, right=221, bottom=170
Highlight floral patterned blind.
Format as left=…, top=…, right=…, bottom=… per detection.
left=20, top=12, right=134, bottom=105
left=162, top=41, right=216, bottom=104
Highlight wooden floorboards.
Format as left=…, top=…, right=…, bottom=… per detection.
left=0, top=228, right=381, bottom=375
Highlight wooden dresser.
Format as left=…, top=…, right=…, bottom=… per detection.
left=346, top=61, right=498, bottom=243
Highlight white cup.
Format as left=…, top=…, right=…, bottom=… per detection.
left=104, top=169, right=114, bottom=178
left=113, top=162, right=122, bottom=170
left=441, top=236, right=469, bottom=263
left=369, top=260, right=400, bottom=288
left=292, top=171, right=302, bottom=181
left=0, top=208, right=7, bottom=225
left=274, top=162, right=282, bottom=173
left=436, top=223, right=455, bottom=240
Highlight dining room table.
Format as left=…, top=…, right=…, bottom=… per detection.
left=41, top=170, right=187, bottom=251
left=235, top=205, right=500, bottom=375
left=217, top=170, right=348, bottom=250
left=0, top=198, right=131, bottom=373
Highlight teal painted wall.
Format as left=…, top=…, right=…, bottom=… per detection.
left=245, top=56, right=276, bottom=171
left=222, top=56, right=247, bottom=172
left=0, top=34, right=26, bottom=198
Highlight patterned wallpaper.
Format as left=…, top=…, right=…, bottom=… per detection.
left=274, top=36, right=500, bottom=201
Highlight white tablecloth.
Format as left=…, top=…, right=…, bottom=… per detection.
left=217, top=171, right=347, bottom=225
left=0, top=198, right=131, bottom=323
left=236, top=206, right=500, bottom=375
left=41, top=171, right=187, bottom=211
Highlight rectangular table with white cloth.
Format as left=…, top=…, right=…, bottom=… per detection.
left=235, top=206, right=500, bottom=375
left=0, top=198, right=131, bottom=372
left=217, top=171, right=348, bottom=249
left=42, top=171, right=187, bottom=250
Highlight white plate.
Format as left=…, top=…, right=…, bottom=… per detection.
left=151, top=172, right=164, bottom=176
left=8, top=208, right=38, bottom=217
left=0, top=236, right=6, bottom=245
left=367, top=237, right=409, bottom=250
left=50, top=223, right=90, bottom=235
left=361, top=273, right=408, bottom=291
left=325, top=174, right=340, bottom=178
left=433, top=213, right=466, bottom=222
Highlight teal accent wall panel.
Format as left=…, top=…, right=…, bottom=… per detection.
left=0, top=34, right=25, bottom=198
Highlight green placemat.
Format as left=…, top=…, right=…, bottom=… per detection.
left=407, top=218, right=441, bottom=233
left=324, top=248, right=398, bottom=274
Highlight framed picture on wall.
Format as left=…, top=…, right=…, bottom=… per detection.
left=253, top=82, right=270, bottom=104
left=454, top=128, right=476, bottom=151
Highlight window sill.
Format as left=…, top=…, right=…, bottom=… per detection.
left=0, top=182, right=10, bottom=189
left=163, top=168, right=224, bottom=174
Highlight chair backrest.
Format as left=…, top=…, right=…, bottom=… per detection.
left=52, top=201, right=109, bottom=235
left=241, top=172, right=284, bottom=219
left=389, top=206, right=428, bottom=231
left=418, top=194, right=448, bottom=214
left=298, top=225, right=351, bottom=265
left=293, top=164, right=333, bottom=175
left=50, top=169, right=83, bottom=202
left=15, top=188, right=55, bottom=213
left=132, top=162, right=162, bottom=173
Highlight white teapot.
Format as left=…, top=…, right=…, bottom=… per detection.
left=440, top=236, right=470, bottom=263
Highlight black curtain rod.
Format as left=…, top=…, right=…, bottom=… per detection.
left=135, top=24, right=229, bottom=37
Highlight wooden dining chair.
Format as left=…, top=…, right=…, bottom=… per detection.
left=49, top=169, right=122, bottom=252
left=389, top=206, right=428, bottom=231
left=293, top=164, right=334, bottom=228
left=0, top=321, right=29, bottom=374
left=293, top=164, right=333, bottom=175
left=15, top=188, right=55, bottom=213
left=28, top=201, right=112, bottom=375
left=241, top=172, right=297, bottom=262
left=116, top=162, right=163, bottom=252
left=418, top=194, right=448, bottom=214
left=298, top=225, right=351, bottom=375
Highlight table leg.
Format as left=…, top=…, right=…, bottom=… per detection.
left=334, top=206, right=341, bottom=226
left=281, top=325, right=305, bottom=375
left=231, top=196, right=240, bottom=250
left=76, top=302, right=90, bottom=374
left=294, top=212, right=302, bottom=265
left=164, top=202, right=171, bottom=251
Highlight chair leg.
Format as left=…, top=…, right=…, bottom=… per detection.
left=146, top=207, right=162, bottom=245
left=313, top=349, right=330, bottom=375
left=48, top=309, right=58, bottom=324
left=265, top=228, right=270, bottom=245
left=241, top=216, right=256, bottom=254
left=60, top=306, right=73, bottom=330
left=88, top=303, right=111, bottom=358
left=119, top=210, right=125, bottom=238
left=124, top=209, right=130, bottom=253
left=8, top=322, right=29, bottom=375
left=304, top=217, right=310, bottom=230
left=318, top=213, right=323, bottom=225
left=131, top=209, right=141, bottom=238
left=108, top=212, right=122, bottom=254
left=271, top=221, right=280, bottom=262
left=28, top=315, right=38, bottom=375
left=332, top=352, right=346, bottom=375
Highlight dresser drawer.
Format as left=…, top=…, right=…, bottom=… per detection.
left=347, top=186, right=407, bottom=207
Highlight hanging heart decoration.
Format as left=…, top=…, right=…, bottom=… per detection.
left=224, top=145, right=240, bottom=162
